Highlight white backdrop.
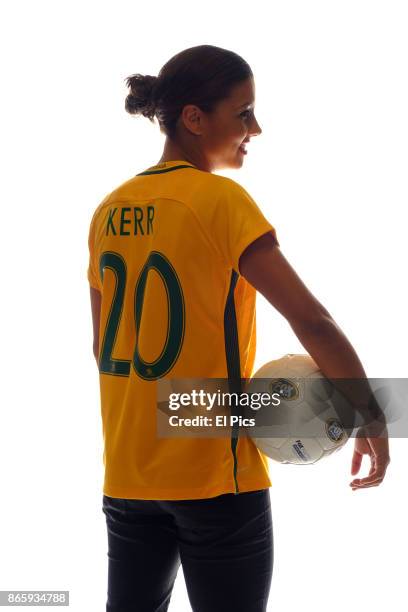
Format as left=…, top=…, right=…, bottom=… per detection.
left=0, top=1, right=406, bottom=610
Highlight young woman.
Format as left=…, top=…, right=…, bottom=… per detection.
left=88, top=44, right=390, bottom=612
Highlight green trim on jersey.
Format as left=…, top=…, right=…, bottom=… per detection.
left=224, top=270, right=242, bottom=495
left=136, top=164, right=196, bottom=176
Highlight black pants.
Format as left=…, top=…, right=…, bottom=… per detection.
left=102, top=488, right=273, bottom=612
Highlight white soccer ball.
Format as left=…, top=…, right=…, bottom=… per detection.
left=245, top=353, right=350, bottom=464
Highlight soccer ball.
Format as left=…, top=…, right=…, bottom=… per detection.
left=244, top=353, right=351, bottom=464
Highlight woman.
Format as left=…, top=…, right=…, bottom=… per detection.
left=88, top=44, right=390, bottom=612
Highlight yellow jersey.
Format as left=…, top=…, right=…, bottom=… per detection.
left=87, top=159, right=279, bottom=500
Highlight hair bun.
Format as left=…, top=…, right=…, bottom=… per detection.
left=124, top=73, right=158, bottom=118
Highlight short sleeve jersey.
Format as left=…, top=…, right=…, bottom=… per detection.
left=87, top=160, right=280, bottom=500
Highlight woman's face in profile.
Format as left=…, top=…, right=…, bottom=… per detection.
left=201, top=76, right=262, bottom=170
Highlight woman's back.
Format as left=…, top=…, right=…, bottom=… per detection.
left=88, top=159, right=279, bottom=500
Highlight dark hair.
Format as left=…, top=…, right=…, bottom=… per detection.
left=124, top=45, right=253, bottom=140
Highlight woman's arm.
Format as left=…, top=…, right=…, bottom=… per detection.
left=239, top=231, right=390, bottom=490
left=238, top=232, right=380, bottom=411
left=239, top=231, right=367, bottom=379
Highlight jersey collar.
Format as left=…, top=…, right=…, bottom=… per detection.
left=137, top=160, right=197, bottom=176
